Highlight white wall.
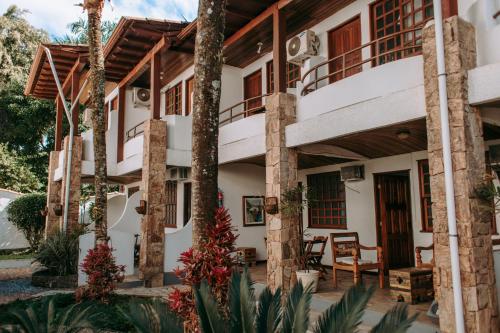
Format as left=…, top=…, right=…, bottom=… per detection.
left=124, top=88, right=149, bottom=135
left=0, top=190, right=29, bottom=250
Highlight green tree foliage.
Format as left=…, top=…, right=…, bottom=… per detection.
left=0, top=144, right=42, bottom=193
left=54, top=17, right=116, bottom=44
left=6, top=192, right=46, bottom=251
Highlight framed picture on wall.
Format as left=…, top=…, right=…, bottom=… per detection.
left=242, top=196, right=266, bottom=226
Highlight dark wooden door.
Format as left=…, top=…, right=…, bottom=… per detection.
left=375, top=172, right=414, bottom=270
left=183, top=182, right=192, bottom=226
left=244, top=69, right=262, bottom=113
left=328, top=16, right=362, bottom=82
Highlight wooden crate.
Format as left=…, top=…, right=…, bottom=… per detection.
left=236, top=247, right=256, bottom=266
left=389, top=267, right=433, bottom=304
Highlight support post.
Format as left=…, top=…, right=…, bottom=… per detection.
left=423, top=17, right=499, bottom=332
left=139, top=119, right=167, bottom=287
left=150, top=52, right=161, bottom=120
left=59, top=135, right=82, bottom=233
left=273, top=8, right=287, bottom=94
left=45, top=151, right=61, bottom=237
left=265, top=93, right=299, bottom=294
left=117, top=87, right=125, bottom=162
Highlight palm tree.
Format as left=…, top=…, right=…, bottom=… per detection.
left=53, top=18, right=116, bottom=44
left=82, top=0, right=108, bottom=245
left=118, top=298, right=183, bottom=333
left=191, top=0, right=226, bottom=247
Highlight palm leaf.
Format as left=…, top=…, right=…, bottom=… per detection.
left=194, top=281, right=228, bottom=333
left=256, top=287, right=281, bottom=333
left=370, top=304, right=417, bottom=333
left=117, top=298, right=182, bottom=333
left=229, top=268, right=256, bottom=333
left=281, top=282, right=313, bottom=333
left=313, top=284, right=374, bottom=333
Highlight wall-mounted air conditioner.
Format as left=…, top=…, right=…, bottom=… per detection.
left=340, top=165, right=365, bottom=182
left=132, top=87, right=151, bottom=107
left=287, top=30, right=320, bottom=65
left=169, top=167, right=189, bottom=181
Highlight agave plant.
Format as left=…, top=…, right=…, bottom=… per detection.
left=0, top=297, right=93, bottom=333
left=117, top=298, right=183, bottom=333
left=193, top=268, right=418, bottom=333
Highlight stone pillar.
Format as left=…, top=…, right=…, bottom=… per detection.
left=139, top=119, right=167, bottom=288
left=423, top=17, right=499, bottom=332
left=59, top=136, right=82, bottom=233
left=45, top=151, right=61, bottom=237
left=265, top=93, right=300, bottom=294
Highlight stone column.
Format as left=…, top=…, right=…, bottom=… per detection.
left=45, top=151, right=61, bottom=237
left=139, top=119, right=167, bottom=288
left=59, top=136, right=82, bottom=233
left=423, top=17, right=499, bottom=332
left=265, top=93, right=300, bottom=294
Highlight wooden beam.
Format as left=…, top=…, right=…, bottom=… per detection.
left=223, top=0, right=293, bottom=49
left=150, top=51, right=161, bottom=120
left=118, top=36, right=166, bottom=88
left=55, top=95, right=63, bottom=151
left=442, top=0, right=458, bottom=18
left=71, top=71, right=80, bottom=134
left=273, top=7, right=287, bottom=93
left=117, top=86, right=126, bottom=162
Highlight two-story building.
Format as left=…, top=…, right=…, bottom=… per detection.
left=25, top=0, right=500, bottom=331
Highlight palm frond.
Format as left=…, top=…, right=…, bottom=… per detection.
left=281, top=282, right=313, bottom=333
left=229, top=269, right=257, bottom=333
left=256, top=287, right=281, bottom=333
left=194, top=281, right=228, bottom=333
left=117, top=298, right=182, bottom=333
left=370, top=304, right=418, bottom=333
left=313, top=284, right=374, bottom=333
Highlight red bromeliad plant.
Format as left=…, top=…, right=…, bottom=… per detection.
left=168, top=208, right=238, bottom=332
left=76, top=243, right=125, bottom=303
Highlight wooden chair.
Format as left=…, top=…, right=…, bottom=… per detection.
left=415, top=243, right=434, bottom=269
left=305, top=236, right=328, bottom=279
left=330, top=232, right=384, bottom=288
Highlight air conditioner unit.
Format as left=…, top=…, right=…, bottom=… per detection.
left=132, top=87, right=151, bottom=107
left=169, top=167, right=189, bottom=181
left=287, top=30, right=320, bottom=65
left=340, top=165, right=364, bottom=182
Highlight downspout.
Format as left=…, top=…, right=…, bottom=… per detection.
left=431, top=1, right=466, bottom=332
left=43, top=47, right=88, bottom=232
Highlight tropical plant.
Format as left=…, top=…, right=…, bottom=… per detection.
left=34, top=227, right=85, bottom=276
left=75, top=243, right=125, bottom=303
left=6, top=193, right=46, bottom=251
left=117, top=298, right=183, bottom=333
left=53, top=17, right=116, bottom=44
left=193, top=269, right=418, bottom=333
left=0, top=297, right=93, bottom=333
left=168, top=208, right=237, bottom=331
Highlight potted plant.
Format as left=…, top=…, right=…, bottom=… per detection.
left=281, top=185, right=320, bottom=292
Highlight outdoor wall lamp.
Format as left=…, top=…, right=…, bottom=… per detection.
left=265, top=197, right=279, bottom=215
left=135, top=200, right=147, bottom=215
left=396, top=129, right=410, bottom=140
left=53, top=204, right=63, bottom=217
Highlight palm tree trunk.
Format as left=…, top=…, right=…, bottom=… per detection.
left=85, top=0, right=107, bottom=245
left=191, top=0, right=226, bottom=248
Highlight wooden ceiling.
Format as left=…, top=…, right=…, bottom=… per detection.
left=24, top=44, right=88, bottom=99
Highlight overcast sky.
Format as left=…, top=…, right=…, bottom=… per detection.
left=0, top=0, right=198, bottom=39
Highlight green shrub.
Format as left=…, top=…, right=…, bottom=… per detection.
left=34, top=227, right=85, bottom=276
left=6, top=193, right=46, bottom=251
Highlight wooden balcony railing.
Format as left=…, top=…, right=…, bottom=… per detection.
left=219, top=93, right=272, bottom=126
left=301, top=25, right=428, bottom=96
left=126, top=121, right=145, bottom=142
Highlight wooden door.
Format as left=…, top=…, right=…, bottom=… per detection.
left=183, top=182, right=192, bottom=226
left=244, top=69, right=262, bottom=113
left=375, top=172, right=414, bottom=270
left=328, top=16, right=362, bottom=82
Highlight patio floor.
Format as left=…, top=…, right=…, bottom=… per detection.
left=249, top=263, right=440, bottom=333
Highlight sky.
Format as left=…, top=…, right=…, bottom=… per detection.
left=0, top=0, right=198, bottom=39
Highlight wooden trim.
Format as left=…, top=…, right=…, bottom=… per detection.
left=150, top=51, right=161, bottom=120
left=185, top=75, right=194, bottom=116
left=417, top=159, right=433, bottom=232
left=117, top=87, right=126, bottom=162
left=441, top=0, right=458, bottom=19
left=55, top=95, right=63, bottom=151
left=273, top=7, right=287, bottom=94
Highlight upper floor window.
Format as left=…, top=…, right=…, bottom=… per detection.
left=418, top=159, right=433, bottom=232
left=266, top=61, right=301, bottom=93
left=185, top=76, right=194, bottom=116
left=307, top=171, right=347, bottom=229
left=165, top=82, right=182, bottom=115
left=370, top=0, right=433, bottom=65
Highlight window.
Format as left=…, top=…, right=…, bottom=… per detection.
left=183, top=182, right=192, bottom=226
left=371, top=0, right=433, bottom=65
left=418, top=159, right=433, bottom=232
left=266, top=61, right=301, bottom=93
left=307, top=171, right=347, bottom=229
left=185, top=76, right=194, bottom=116
left=165, top=82, right=182, bottom=115
left=165, top=181, right=177, bottom=228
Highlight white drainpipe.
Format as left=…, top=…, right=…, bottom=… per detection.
left=43, top=47, right=88, bottom=232
left=431, top=1, right=466, bottom=332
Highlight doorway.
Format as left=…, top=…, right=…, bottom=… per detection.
left=244, top=69, right=262, bottom=113
left=374, top=171, right=415, bottom=270
left=328, top=16, right=362, bottom=82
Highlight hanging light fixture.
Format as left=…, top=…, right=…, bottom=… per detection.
left=257, top=42, right=263, bottom=54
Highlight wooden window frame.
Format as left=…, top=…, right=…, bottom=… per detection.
left=307, top=171, right=347, bottom=229
left=165, top=82, right=182, bottom=115
left=266, top=60, right=301, bottom=94
left=185, top=76, right=194, bottom=116
left=165, top=181, right=177, bottom=228
left=418, top=159, right=433, bottom=232
left=183, top=182, right=192, bottom=227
